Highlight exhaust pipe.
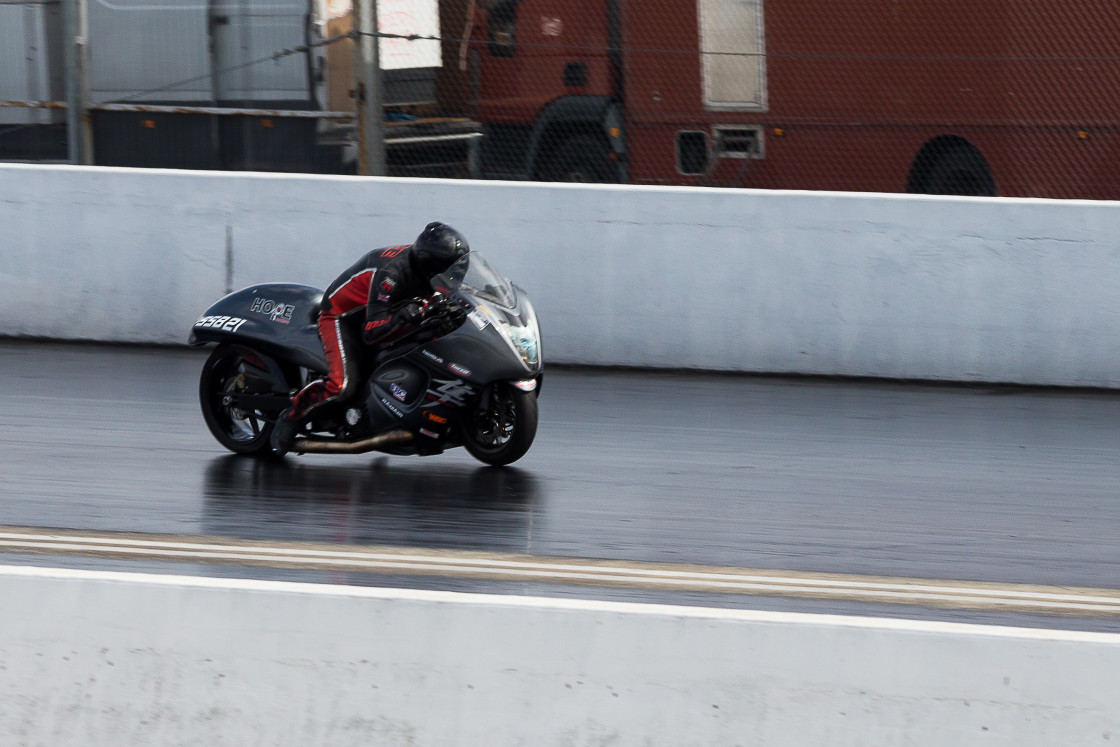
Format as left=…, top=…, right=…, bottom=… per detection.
left=293, top=429, right=413, bottom=455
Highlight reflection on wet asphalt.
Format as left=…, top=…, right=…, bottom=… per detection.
left=201, top=455, right=541, bottom=553
left=4, top=340, right=1120, bottom=629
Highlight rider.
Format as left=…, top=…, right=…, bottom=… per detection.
left=270, top=221, right=470, bottom=455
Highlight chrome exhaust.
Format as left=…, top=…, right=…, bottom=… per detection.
left=293, top=429, right=413, bottom=455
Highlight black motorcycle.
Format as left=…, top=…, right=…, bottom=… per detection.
left=188, top=253, right=542, bottom=466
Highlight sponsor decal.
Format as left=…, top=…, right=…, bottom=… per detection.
left=365, top=318, right=389, bottom=333
left=433, top=285, right=451, bottom=294
left=250, top=297, right=295, bottom=323
left=423, top=379, right=472, bottom=408
left=421, top=349, right=444, bottom=365
left=379, top=397, right=404, bottom=418
left=541, top=16, right=563, bottom=36
left=419, top=428, right=440, bottom=439
left=194, top=315, right=248, bottom=333
left=379, top=246, right=406, bottom=258
left=423, top=411, right=447, bottom=425
left=389, top=382, right=408, bottom=402
left=449, top=363, right=471, bottom=378
left=376, top=276, right=396, bottom=303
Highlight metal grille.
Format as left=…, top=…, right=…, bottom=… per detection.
left=6, top=0, right=1120, bottom=199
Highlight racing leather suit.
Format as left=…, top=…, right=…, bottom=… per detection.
left=287, top=244, right=438, bottom=420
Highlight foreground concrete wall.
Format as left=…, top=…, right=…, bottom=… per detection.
left=4, top=164, right=1120, bottom=385
left=0, top=566, right=1118, bottom=746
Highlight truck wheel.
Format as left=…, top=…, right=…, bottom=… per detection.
left=923, top=147, right=996, bottom=196
left=542, top=134, right=620, bottom=183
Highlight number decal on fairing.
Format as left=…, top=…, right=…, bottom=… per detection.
left=194, top=315, right=248, bottom=332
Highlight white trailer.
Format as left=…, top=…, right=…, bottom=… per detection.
left=1, top=0, right=476, bottom=173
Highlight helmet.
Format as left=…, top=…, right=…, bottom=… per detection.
left=410, top=221, right=470, bottom=280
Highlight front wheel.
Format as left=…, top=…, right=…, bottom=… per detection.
left=459, top=383, right=539, bottom=466
left=199, top=344, right=288, bottom=456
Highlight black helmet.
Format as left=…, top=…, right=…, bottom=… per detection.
left=410, top=221, right=470, bottom=280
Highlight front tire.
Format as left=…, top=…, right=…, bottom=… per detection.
left=459, top=383, right=538, bottom=466
left=199, top=344, right=287, bottom=456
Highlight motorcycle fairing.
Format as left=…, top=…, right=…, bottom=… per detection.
left=351, top=355, right=475, bottom=447
left=413, top=327, right=534, bottom=384
left=188, top=284, right=328, bottom=372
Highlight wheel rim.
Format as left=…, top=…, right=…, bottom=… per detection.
left=210, top=357, right=267, bottom=444
left=470, top=386, right=517, bottom=451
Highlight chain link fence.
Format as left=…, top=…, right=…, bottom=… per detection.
left=4, top=0, right=1120, bottom=199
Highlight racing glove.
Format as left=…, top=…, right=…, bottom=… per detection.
left=363, top=300, right=430, bottom=345
left=427, top=294, right=465, bottom=323
left=396, top=301, right=426, bottom=327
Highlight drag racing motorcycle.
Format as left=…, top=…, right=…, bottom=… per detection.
left=188, top=253, right=542, bottom=466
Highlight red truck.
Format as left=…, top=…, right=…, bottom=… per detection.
left=469, top=0, right=1120, bottom=199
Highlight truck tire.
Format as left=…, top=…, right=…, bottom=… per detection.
left=923, top=146, right=996, bottom=196
left=542, top=134, right=620, bottom=183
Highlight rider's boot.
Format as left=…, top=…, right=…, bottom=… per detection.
left=270, top=408, right=302, bottom=456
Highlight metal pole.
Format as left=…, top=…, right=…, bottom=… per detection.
left=62, top=0, right=93, bottom=164
left=354, top=0, right=386, bottom=175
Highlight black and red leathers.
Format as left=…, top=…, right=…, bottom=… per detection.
left=269, top=220, right=470, bottom=456
left=287, top=244, right=435, bottom=420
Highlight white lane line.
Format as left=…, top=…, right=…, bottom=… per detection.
left=1, top=528, right=1118, bottom=615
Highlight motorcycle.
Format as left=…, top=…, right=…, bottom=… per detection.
left=188, top=253, right=542, bottom=466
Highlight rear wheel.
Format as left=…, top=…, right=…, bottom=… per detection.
left=199, top=345, right=288, bottom=456
left=459, top=383, right=539, bottom=466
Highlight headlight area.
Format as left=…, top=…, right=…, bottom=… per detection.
left=514, top=294, right=542, bottom=369
left=478, top=299, right=541, bottom=371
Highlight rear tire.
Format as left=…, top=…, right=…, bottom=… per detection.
left=459, top=383, right=539, bottom=466
left=199, top=344, right=288, bottom=456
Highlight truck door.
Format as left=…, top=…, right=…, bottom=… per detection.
left=475, top=0, right=612, bottom=121
left=474, top=0, right=614, bottom=179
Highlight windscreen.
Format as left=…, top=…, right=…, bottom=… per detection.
left=434, top=253, right=517, bottom=309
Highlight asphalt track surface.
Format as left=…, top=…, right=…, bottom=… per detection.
left=3, top=341, right=1120, bottom=631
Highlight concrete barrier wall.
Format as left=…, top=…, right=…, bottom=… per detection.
left=4, top=163, right=1120, bottom=386
left=1, top=565, right=1118, bottom=746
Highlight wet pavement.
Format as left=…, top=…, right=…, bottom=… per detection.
left=3, top=340, right=1120, bottom=630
